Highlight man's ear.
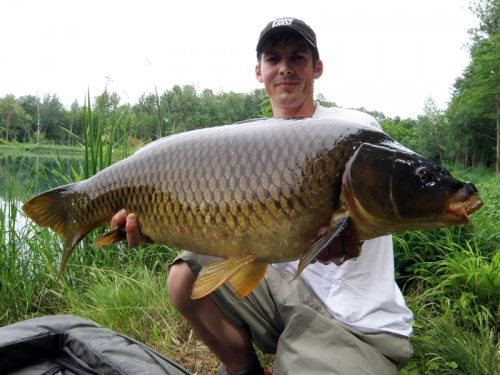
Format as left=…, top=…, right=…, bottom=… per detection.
left=255, top=63, right=264, bottom=83
left=314, top=59, right=324, bottom=79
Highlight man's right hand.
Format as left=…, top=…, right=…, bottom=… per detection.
left=110, top=209, right=152, bottom=247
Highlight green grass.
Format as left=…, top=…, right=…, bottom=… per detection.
left=60, top=246, right=183, bottom=350
left=0, top=143, right=85, bottom=154
left=402, top=242, right=499, bottom=374
left=394, top=173, right=499, bottom=374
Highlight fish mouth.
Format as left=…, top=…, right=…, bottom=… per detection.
left=446, top=192, right=483, bottom=223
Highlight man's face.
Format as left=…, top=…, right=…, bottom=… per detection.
left=256, top=35, right=323, bottom=113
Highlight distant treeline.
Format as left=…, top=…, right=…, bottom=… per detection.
left=0, top=87, right=270, bottom=147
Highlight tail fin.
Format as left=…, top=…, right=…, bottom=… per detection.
left=22, top=186, right=71, bottom=237
left=22, top=185, right=90, bottom=281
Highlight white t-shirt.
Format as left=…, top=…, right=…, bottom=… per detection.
left=273, top=104, right=414, bottom=337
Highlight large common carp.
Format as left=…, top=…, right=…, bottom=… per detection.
left=22, top=118, right=483, bottom=298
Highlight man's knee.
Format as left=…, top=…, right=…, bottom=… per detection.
left=167, top=260, right=195, bottom=313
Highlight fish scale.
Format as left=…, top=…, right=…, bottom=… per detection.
left=22, top=117, right=483, bottom=298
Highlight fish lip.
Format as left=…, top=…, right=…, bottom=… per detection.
left=446, top=193, right=484, bottom=223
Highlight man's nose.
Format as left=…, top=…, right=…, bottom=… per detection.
left=279, top=60, right=293, bottom=75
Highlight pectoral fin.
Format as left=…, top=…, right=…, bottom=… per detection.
left=192, top=255, right=267, bottom=299
left=94, top=227, right=127, bottom=247
left=293, top=215, right=351, bottom=281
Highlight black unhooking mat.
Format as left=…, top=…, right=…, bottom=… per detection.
left=0, top=315, right=193, bottom=375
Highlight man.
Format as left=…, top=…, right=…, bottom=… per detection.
left=112, top=18, right=413, bottom=375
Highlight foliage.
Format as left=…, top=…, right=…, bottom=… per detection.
left=61, top=246, right=182, bottom=349
left=447, top=0, right=500, bottom=172
left=394, top=172, right=499, bottom=374
left=414, top=98, right=448, bottom=163
left=381, top=116, right=419, bottom=152
left=0, top=94, right=25, bottom=142
left=6, top=82, right=492, bottom=176
left=403, top=241, right=499, bottom=374
left=0, top=86, right=269, bottom=148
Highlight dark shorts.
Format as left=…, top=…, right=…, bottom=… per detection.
left=176, top=251, right=413, bottom=374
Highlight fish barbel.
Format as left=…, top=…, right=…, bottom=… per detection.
left=22, top=118, right=483, bottom=298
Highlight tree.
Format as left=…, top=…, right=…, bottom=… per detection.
left=447, top=0, right=499, bottom=172
left=132, top=93, right=162, bottom=140
left=417, top=97, right=447, bottom=163
left=0, top=95, right=24, bottom=142
left=470, top=0, right=499, bottom=172
left=468, top=0, right=500, bottom=41
left=380, top=116, right=419, bottom=152
left=468, top=34, right=500, bottom=172
left=67, top=100, right=83, bottom=145
left=160, top=85, right=201, bottom=133
left=18, top=95, right=42, bottom=144
left=315, top=93, right=337, bottom=109
left=40, top=94, right=68, bottom=143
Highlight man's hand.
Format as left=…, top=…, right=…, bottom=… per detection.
left=110, top=209, right=153, bottom=247
left=315, top=226, right=361, bottom=266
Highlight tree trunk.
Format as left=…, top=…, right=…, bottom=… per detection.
left=5, top=113, right=11, bottom=142
left=36, top=99, right=41, bottom=144
left=496, top=103, right=500, bottom=174
left=495, top=93, right=500, bottom=174
left=464, top=141, right=468, bottom=168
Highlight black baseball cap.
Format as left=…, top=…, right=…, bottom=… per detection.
left=256, top=17, right=319, bottom=58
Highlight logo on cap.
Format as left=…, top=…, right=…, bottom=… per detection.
left=272, top=18, right=293, bottom=28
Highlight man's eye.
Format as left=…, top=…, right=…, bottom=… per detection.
left=291, top=55, right=306, bottom=62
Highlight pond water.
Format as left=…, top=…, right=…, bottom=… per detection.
left=0, top=150, right=85, bottom=200
left=0, top=150, right=86, bottom=235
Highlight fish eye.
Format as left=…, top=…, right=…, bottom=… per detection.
left=416, top=167, right=432, bottom=183
left=437, top=167, right=450, bottom=177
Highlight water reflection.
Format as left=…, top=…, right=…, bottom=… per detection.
left=1, top=150, right=85, bottom=239
left=1, top=196, right=29, bottom=238
left=0, top=150, right=84, bottom=200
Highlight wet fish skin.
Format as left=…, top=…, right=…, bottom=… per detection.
left=22, top=117, right=483, bottom=298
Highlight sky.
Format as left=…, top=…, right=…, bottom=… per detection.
left=0, top=0, right=478, bottom=119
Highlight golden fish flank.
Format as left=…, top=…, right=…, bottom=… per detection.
left=91, top=122, right=342, bottom=258
left=22, top=117, right=483, bottom=299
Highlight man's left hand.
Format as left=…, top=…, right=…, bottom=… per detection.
left=315, top=227, right=361, bottom=266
